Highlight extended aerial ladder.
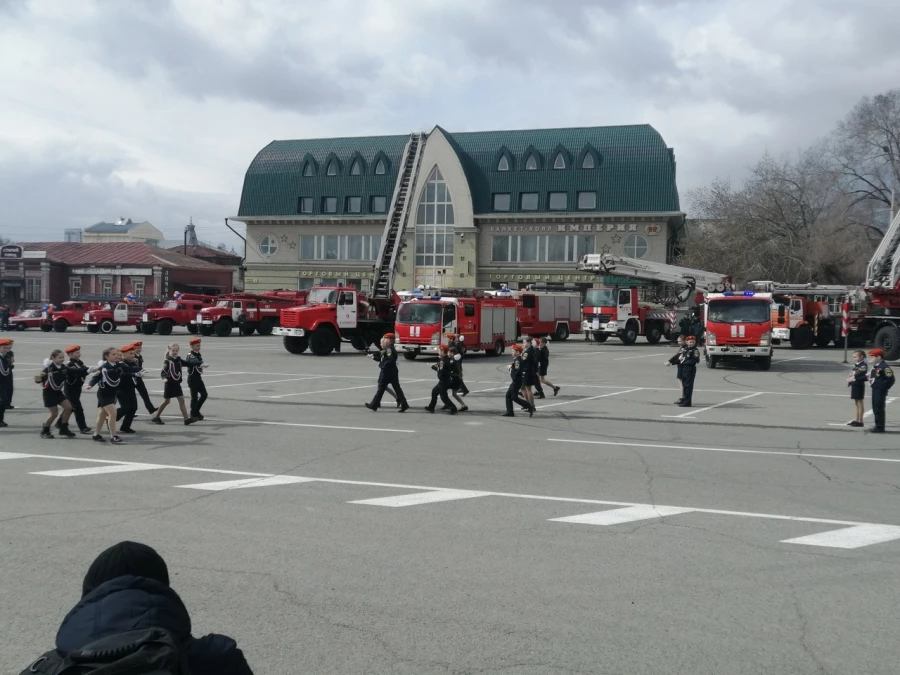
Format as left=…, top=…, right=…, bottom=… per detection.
left=866, top=208, right=900, bottom=291
left=577, top=254, right=732, bottom=300
left=371, top=132, right=427, bottom=299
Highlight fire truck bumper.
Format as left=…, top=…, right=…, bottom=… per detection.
left=772, top=328, right=790, bottom=340
left=396, top=342, right=437, bottom=354
left=190, top=320, right=214, bottom=325
left=706, top=345, right=772, bottom=357
left=273, top=327, right=305, bottom=337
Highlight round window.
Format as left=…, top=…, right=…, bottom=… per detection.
left=259, top=235, right=278, bottom=257
left=624, top=234, right=648, bottom=259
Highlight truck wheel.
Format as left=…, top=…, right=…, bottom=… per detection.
left=554, top=323, right=570, bottom=341
left=187, top=324, right=198, bottom=334
left=52, top=319, right=68, bottom=332
left=350, top=335, right=367, bottom=351
left=199, top=325, right=213, bottom=337
left=706, top=354, right=719, bottom=369
left=874, top=324, right=900, bottom=361
left=757, top=356, right=772, bottom=371
left=645, top=324, right=662, bottom=344
left=814, top=332, right=831, bottom=348
left=17, top=323, right=26, bottom=331
left=283, top=336, right=309, bottom=354
left=40, top=323, right=52, bottom=332
left=240, top=324, right=256, bottom=336
left=215, top=320, right=233, bottom=337
left=487, top=339, right=505, bottom=356
left=86, top=324, right=99, bottom=334
left=790, top=325, right=812, bottom=349
left=593, top=333, right=608, bottom=343
left=157, top=319, right=173, bottom=336
left=99, top=319, right=115, bottom=334
left=141, top=322, right=156, bottom=335
left=257, top=319, right=274, bottom=336
left=310, top=326, right=336, bottom=356
left=403, top=352, right=418, bottom=361
left=619, top=322, right=638, bottom=345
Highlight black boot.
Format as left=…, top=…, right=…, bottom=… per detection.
left=40, top=426, right=54, bottom=439
left=365, top=402, right=378, bottom=412
left=58, top=423, right=76, bottom=438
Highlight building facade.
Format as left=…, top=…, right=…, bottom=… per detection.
left=82, top=218, right=165, bottom=244
left=232, top=125, right=684, bottom=295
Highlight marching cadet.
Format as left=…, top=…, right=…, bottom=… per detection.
left=425, top=345, right=457, bottom=414
left=149, top=344, right=195, bottom=426
left=520, top=336, right=537, bottom=410
left=115, top=344, right=141, bottom=434
left=62, top=345, right=92, bottom=434
left=535, top=337, right=560, bottom=398
left=365, top=333, right=409, bottom=412
left=868, top=348, right=895, bottom=433
left=85, top=346, right=124, bottom=444
left=677, top=335, right=701, bottom=407
left=503, top=344, right=532, bottom=418
left=448, top=333, right=470, bottom=396
left=666, top=335, right=687, bottom=404
left=130, top=341, right=157, bottom=415
left=447, top=345, right=469, bottom=412
left=846, top=350, right=868, bottom=427
left=0, top=338, right=13, bottom=427
left=39, top=349, right=76, bottom=439
left=185, top=337, right=208, bottom=420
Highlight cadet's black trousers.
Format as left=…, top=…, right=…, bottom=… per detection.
left=428, top=382, right=455, bottom=411
left=64, top=384, right=87, bottom=430
left=189, top=376, right=208, bottom=417
left=116, top=387, right=138, bottom=431
left=371, top=372, right=406, bottom=409
left=681, top=369, right=696, bottom=405
left=506, top=380, right=530, bottom=413
left=135, top=377, right=155, bottom=413
left=872, top=389, right=887, bottom=430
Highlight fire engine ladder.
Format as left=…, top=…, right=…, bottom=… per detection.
left=866, top=208, right=900, bottom=290
left=748, top=281, right=855, bottom=297
left=576, top=254, right=731, bottom=296
left=372, top=132, right=427, bottom=299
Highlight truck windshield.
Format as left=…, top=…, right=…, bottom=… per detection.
left=584, top=289, right=616, bottom=306
left=163, top=301, right=178, bottom=309
left=216, top=300, right=232, bottom=307
left=396, top=302, right=442, bottom=325
left=707, top=299, right=770, bottom=323
left=307, top=289, right=338, bottom=304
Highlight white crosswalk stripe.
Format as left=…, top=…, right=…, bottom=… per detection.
left=350, top=489, right=490, bottom=507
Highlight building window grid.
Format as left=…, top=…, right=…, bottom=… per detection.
left=493, top=193, right=511, bottom=211
left=577, top=191, right=597, bottom=210
left=26, top=277, right=41, bottom=302
left=549, top=192, right=568, bottom=210
left=322, top=197, right=337, bottom=213
left=371, top=196, right=387, bottom=213
left=70, top=279, right=81, bottom=297
left=299, top=197, right=313, bottom=214
left=492, top=235, right=595, bottom=263
left=520, top=192, right=539, bottom=211
left=131, top=279, right=145, bottom=296
left=346, top=196, right=362, bottom=213
left=624, top=234, right=649, bottom=259
left=415, top=167, right=455, bottom=267
left=259, top=235, right=278, bottom=256
left=101, top=278, right=113, bottom=295
left=299, top=235, right=381, bottom=261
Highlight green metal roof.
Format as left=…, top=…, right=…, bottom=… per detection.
left=237, top=125, right=680, bottom=218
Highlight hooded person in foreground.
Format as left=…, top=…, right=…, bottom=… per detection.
left=29, top=540, right=253, bottom=674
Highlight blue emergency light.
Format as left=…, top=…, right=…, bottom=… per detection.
left=723, top=291, right=733, bottom=296
left=743, top=291, right=755, bottom=296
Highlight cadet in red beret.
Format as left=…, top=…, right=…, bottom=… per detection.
left=868, top=349, right=895, bottom=433
left=185, top=337, right=206, bottom=421
left=365, top=332, right=408, bottom=412
left=0, top=338, right=14, bottom=427
left=129, top=341, right=157, bottom=415
left=425, top=345, right=457, bottom=414
left=503, top=344, right=532, bottom=417
left=62, top=345, right=92, bottom=434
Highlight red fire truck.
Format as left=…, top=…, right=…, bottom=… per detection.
left=40, top=301, right=104, bottom=332
left=192, top=291, right=309, bottom=337
left=704, top=291, right=774, bottom=370
left=487, top=284, right=581, bottom=340
left=139, top=293, right=219, bottom=335
left=394, top=288, right=518, bottom=359
left=84, top=300, right=164, bottom=334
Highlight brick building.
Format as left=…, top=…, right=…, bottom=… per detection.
left=0, top=243, right=233, bottom=310
left=230, top=124, right=685, bottom=295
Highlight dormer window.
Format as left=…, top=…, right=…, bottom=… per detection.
left=303, top=162, right=314, bottom=177
left=497, top=155, right=510, bottom=171
left=553, top=153, right=566, bottom=170
left=374, top=159, right=386, bottom=175
left=350, top=159, right=362, bottom=175
left=525, top=154, right=538, bottom=171
left=326, top=160, right=339, bottom=176
left=582, top=153, right=595, bottom=169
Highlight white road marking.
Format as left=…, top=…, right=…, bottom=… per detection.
left=31, top=463, right=165, bottom=477
left=776, top=357, right=808, bottom=364
left=547, top=438, right=900, bottom=464
left=662, top=391, right=763, bottom=419
left=6, top=451, right=898, bottom=548
left=613, top=353, right=667, bottom=361
left=350, top=489, right=491, bottom=507
left=153, top=375, right=329, bottom=393
left=259, top=379, right=430, bottom=399
left=537, top=387, right=643, bottom=410
left=176, top=476, right=317, bottom=491
left=0, top=452, right=36, bottom=460
left=193, top=416, right=416, bottom=434
left=828, top=397, right=897, bottom=426
left=782, top=524, right=900, bottom=549
left=550, top=505, right=694, bottom=526
left=406, top=385, right=507, bottom=403
left=562, top=384, right=849, bottom=399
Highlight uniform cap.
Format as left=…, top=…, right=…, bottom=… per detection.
left=130, top=341, right=143, bottom=347
left=0, top=338, right=13, bottom=346
left=64, top=345, right=81, bottom=354
left=868, top=348, right=884, bottom=357
left=121, top=344, right=135, bottom=353
left=189, top=338, right=202, bottom=345
left=512, top=344, right=523, bottom=352
left=685, top=335, right=697, bottom=341
left=445, top=333, right=456, bottom=339
left=383, top=333, right=395, bottom=339
left=439, top=345, right=449, bottom=352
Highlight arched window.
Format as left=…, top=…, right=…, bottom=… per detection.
left=374, top=158, right=386, bottom=175
left=326, top=160, right=339, bottom=176
left=553, top=153, right=566, bottom=170
left=624, top=234, right=648, bottom=259
left=259, top=235, right=278, bottom=257
left=581, top=153, right=595, bottom=169
left=303, top=162, right=314, bottom=177
left=525, top=154, right=538, bottom=171
left=415, top=166, right=455, bottom=270
left=497, top=155, right=510, bottom=171
left=350, top=159, right=362, bottom=175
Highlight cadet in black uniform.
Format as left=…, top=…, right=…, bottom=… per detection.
left=425, top=345, right=457, bottom=414
left=130, top=341, right=157, bottom=415
left=61, top=345, right=92, bottom=434
left=666, top=336, right=687, bottom=404
left=846, top=350, right=868, bottom=427
left=503, top=344, right=532, bottom=417
left=447, top=345, right=469, bottom=412
left=449, top=333, right=470, bottom=396
left=677, top=335, right=701, bottom=407
left=185, top=337, right=207, bottom=421
left=85, top=347, right=123, bottom=444
left=535, top=337, right=560, bottom=397
left=149, top=344, right=195, bottom=426
left=521, top=336, right=537, bottom=410
left=868, top=348, right=895, bottom=433
left=0, top=338, right=13, bottom=427
left=40, top=349, right=76, bottom=439
left=115, top=344, right=141, bottom=434
left=365, top=333, right=409, bottom=412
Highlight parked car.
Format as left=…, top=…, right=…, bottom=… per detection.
left=9, top=309, right=42, bottom=330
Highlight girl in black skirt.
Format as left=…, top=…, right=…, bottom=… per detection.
left=149, top=343, right=194, bottom=426
left=39, top=349, right=75, bottom=439
left=846, top=350, right=868, bottom=427
left=85, top=347, right=124, bottom=444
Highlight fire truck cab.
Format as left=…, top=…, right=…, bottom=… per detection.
left=704, top=291, right=774, bottom=370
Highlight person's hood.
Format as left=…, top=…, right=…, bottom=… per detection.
left=56, top=575, right=192, bottom=652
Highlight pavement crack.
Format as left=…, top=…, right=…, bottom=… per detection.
left=797, top=456, right=834, bottom=482
left=789, top=584, right=832, bottom=675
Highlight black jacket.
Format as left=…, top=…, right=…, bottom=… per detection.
left=54, top=575, right=253, bottom=675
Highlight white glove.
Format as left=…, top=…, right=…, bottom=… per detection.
left=453, top=354, right=461, bottom=361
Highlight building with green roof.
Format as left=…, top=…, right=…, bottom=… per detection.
left=231, top=124, right=684, bottom=294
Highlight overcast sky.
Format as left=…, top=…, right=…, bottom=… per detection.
left=1, top=0, right=898, bottom=250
